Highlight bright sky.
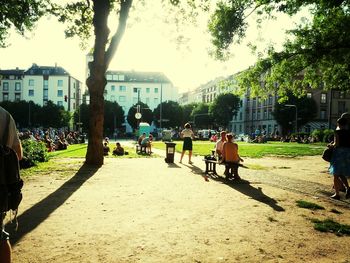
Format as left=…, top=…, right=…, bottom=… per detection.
left=0, top=3, right=302, bottom=93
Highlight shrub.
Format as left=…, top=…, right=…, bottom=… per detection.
left=322, top=129, right=334, bottom=143
left=311, top=129, right=323, bottom=142
left=20, top=139, right=49, bottom=168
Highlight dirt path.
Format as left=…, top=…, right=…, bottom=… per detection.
left=6, top=154, right=350, bottom=263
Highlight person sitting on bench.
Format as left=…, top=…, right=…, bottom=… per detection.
left=141, top=135, right=152, bottom=154
left=222, top=133, right=244, bottom=180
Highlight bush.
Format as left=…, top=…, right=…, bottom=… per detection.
left=311, top=129, right=323, bottom=142
left=322, top=129, right=334, bottom=143
left=20, top=139, right=49, bottom=168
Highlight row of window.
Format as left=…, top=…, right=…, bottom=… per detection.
left=109, top=95, right=159, bottom=105
left=2, top=79, right=65, bottom=89
left=109, top=85, right=160, bottom=94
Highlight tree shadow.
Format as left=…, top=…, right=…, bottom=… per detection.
left=208, top=173, right=285, bottom=212
left=7, top=163, right=100, bottom=245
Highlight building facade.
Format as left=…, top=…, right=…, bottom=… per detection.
left=0, top=64, right=83, bottom=113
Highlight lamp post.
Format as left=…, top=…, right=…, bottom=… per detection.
left=285, top=104, right=298, bottom=133
left=160, top=82, right=163, bottom=130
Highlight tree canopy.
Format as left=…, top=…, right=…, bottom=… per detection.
left=127, top=102, right=153, bottom=131
left=153, top=100, right=183, bottom=129
left=209, top=93, right=240, bottom=129
left=208, top=0, right=350, bottom=96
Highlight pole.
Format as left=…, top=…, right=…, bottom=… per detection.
left=28, top=101, right=31, bottom=127
left=160, top=83, right=163, bottom=130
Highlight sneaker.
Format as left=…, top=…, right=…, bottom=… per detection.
left=188, top=161, right=193, bottom=164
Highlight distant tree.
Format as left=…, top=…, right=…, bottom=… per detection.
left=181, top=103, right=198, bottom=126
left=153, top=101, right=183, bottom=129
left=210, top=93, right=240, bottom=129
left=273, top=93, right=318, bottom=135
left=39, top=101, right=71, bottom=128
left=191, top=103, right=212, bottom=129
left=127, top=102, right=153, bottom=131
left=104, top=101, right=124, bottom=136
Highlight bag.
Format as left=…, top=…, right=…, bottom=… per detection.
left=322, top=147, right=333, bottom=162
left=0, top=114, right=23, bottom=213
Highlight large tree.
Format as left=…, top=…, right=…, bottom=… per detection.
left=209, top=93, right=240, bottom=129
left=273, top=93, right=318, bottom=135
left=191, top=103, right=212, bottom=129
left=127, top=102, right=153, bottom=131
left=208, top=0, right=350, bottom=97
left=181, top=102, right=198, bottom=126
left=153, top=100, right=183, bottom=129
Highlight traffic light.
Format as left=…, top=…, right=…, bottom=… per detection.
left=64, top=95, right=67, bottom=102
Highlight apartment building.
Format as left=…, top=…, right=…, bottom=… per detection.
left=0, top=64, right=83, bottom=112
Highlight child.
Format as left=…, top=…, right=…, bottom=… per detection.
left=222, top=133, right=244, bottom=180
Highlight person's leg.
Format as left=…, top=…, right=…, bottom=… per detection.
left=188, top=150, right=193, bottom=164
left=180, top=151, right=185, bottom=163
left=1, top=214, right=11, bottom=263
left=233, top=165, right=241, bottom=180
left=332, top=175, right=341, bottom=199
left=338, top=175, right=350, bottom=198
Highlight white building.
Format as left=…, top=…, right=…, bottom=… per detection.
left=0, top=64, right=83, bottom=112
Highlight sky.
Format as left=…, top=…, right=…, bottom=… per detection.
left=0, top=3, right=301, bottom=93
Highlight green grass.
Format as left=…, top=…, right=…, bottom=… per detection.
left=152, top=140, right=325, bottom=158
left=311, top=218, right=350, bottom=236
left=296, top=200, right=325, bottom=210
left=48, top=144, right=156, bottom=159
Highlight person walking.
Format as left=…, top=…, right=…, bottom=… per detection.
left=0, top=106, right=23, bottom=263
left=329, top=117, right=350, bottom=200
left=179, top=123, right=194, bottom=164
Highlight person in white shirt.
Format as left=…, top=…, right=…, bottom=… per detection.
left=179, top=123, right=194, bottom=164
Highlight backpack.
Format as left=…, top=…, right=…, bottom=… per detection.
left=0, top=113, right=23, bottom=213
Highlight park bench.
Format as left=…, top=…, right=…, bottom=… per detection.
left=136, top=144, right=148, bottom=154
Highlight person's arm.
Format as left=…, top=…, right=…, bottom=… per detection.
left=334, top=132, right=339, bottom=147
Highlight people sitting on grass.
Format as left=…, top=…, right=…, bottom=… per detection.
left=221, top=133, right=244, bottom=180
left=112, top=142, right=128, bottom=156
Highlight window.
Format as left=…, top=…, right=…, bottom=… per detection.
left=119, top=85, right=126, bottom=92
left=111, top=85, right=115, bottom=92
left=154, top=98, right=159, bottom=105
left=118, top=74, right=125, bottom=81
left=320, top=110, right=326, bottom=119
left=57, top=101, right=63, bottom=106
left=257, top=110, right=261, bottom=120
left=106, top=74, right=112, bottom=80
left=146, top=98, right=150, bottom=104
left=57, top=80, right=63, bottom=87
left=133, top=88, right=138, bottom=93
left=15, top=82, right=21, bottom=91
left=119, top=96, right=126, bottom=102
left=57, top=90, right=63, bottom=97
left=340, top=91, right=345, bottom=99
left=28, top=90, right=34, bottom=96
left=321, top=93, right=327, bottom=104
left=2, top=82, right=9, bottom=91
left=252, top=98, right=256, bottom=108
left=146, top=88, right=150, bottom=93
left=43, top=89, right=48, bottom=99
left=3, top=93, right=9, bottom=101
left=29, top=79, right=34, bottom=86
left=15, top=93, right=21, bottom=101
left=268, top=110, right=272, bottom=120
left=239, top=112, right=243, bottom=120
left=154, top=88, right=159, bottom=93
left=252, top=110, right=256, bottom=120
left=264, top=110, right=267, bottom=119
left=268, top=95, right=273, bottom=105
left=307, top=92, right=312, bottom=98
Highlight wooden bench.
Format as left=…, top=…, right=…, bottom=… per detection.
left=136, top=144, right=148, bottom=154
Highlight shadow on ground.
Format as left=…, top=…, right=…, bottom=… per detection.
left=8, top=163, right=100, bottom=245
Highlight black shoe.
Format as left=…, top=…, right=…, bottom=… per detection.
left=346, top=189, right=350, bottom=199
left=330, top=194, right=340, bottom=200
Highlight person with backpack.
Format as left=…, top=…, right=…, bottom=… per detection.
left=0, top=106, right=23, bottom=263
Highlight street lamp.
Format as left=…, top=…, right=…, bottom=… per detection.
left=285, top=104, right=298, bottom=133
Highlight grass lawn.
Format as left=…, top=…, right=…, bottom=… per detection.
left=48, top=144, right=155, bottom=159
left=152, top=140, right=326, bottom=158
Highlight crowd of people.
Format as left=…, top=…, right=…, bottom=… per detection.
left=18, top=129, right=84, bottom=152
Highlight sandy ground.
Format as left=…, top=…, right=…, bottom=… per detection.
left=4, top=150, right=350, bottom=263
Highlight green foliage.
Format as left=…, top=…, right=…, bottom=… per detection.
left=153, top=100, right=183, bottom=128
left=103, top=101, right=125, bottom=136
left=20, top=139, right=48, bottom=168
left=181, top=102, right=198, bottom=126
left=322, top=129, right=334, bottom=143
left=208, top=0, right=350, bottom=94
left=191, top=103, right=212, bottom=129
left=127, top=102, right=153, bottom=131
left=273, top=93, right=318, bottom=134
left=311, top=129, right=323, bottom=142
left=209, top=93, right=240, bottom=128
left=311, top=218, right=350, bottom=236
left=296, top=200, right=325, bottom=210
left=0, top=0, right=48, bottom=47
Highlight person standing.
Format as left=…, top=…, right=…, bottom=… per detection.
left=329, top=117, right=350, bottom=200
left=0, top=106, right=23, bottom=263
left=179, top=123, right=194, bottom=164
